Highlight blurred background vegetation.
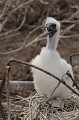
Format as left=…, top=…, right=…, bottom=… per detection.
left=0, top=0, right=79, bottom=81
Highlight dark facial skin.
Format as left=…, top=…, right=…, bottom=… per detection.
left=45, top=23, right=57, bottom=38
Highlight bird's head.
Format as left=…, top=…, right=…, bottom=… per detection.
left=45, top=17, right=60, bottom=38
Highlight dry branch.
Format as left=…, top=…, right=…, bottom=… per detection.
left=0, top=0, right=35, bottom=32
left=0, top=71, right=6, bottom=120
left=0, top=25, right=43, bottom=55
left=66, top=71, right=79, bottom=90
left=0, top=9, right=79, bottom=56
left=0, top=0, right=11, bottom=32
left=60, top=34, right=79, bottom=38
left=74, top=74, right=79, bottom=84
left=5, top=66, right=11, bottom=120
left=0, top=11, right=26, bottom=38
left=61, top=24, right=76, bottom=35
left=69, top=53, right=79, bottom=66
left=39, top=0, right=49, bottom=5
left=0, top=25, right=79, bottom=56
left=0, top=101, right=6, bottom=120
left=68, top=9, right=79, bottom=21
left=5, top=58, right=79, bottom=97
left=60, top=19, right=79, bottom=24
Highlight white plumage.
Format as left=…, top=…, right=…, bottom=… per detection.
left=31, top=17, right=73, bottom=99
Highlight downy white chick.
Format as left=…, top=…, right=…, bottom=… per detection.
left=31, top=17, right=73, bottom=99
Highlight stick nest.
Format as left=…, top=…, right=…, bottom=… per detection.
left=1, top=87, right=79, bottom=120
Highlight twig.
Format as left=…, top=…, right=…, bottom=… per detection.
left=25, top=31, right=45, bottom=47
left=0, top=0, right=11, bottom=20
left=68, top=9, right=79, bottom=21
left=0, top=101, right=6, bottom=120
left=11, top=11, right=27, bottom=32
left=0, top=72, right=6, bottom=95
left=0, top=25, right=37, bottom=38
left=6, top=32, right=21, bottom=39
left=2, top=11, right=26, bottom=39
left=60, top=9, right=79, bottom=25
left=69, top=53, right=79, bottom=66
left=73, top=64, right=79, bottom=71
left=60, top=20, right=79, bottom=24
left=0, top=71, right=6, bottom=120
left=0, top=17, right=78, bottom=56
left=60, top=34, right=79, bottom=38
left=8, top=0, right=35, bottom=17
left=5, top=28, right=79, bottom=41
left=39, top=0, right=49, bottom=4
left=7, top=58, right=79, bottom=97
left=0, top=0, right=35, bottom=32
left=66, top=71, right=79, bottom=90
left=74, top=74, right=79, bottom=85
left=60, top=9, right=79, bottom=37
left=5, top=66, right=11, bottom=120
left=0, top=10, right=26, bottom=38
left=0, top=1, right=11, bottom=32
left=33, top=82, right=60, bottom=119
left=60, top=9, right=79, bottom=36
left=0, top=27, right=44, bottom=55
left=49, top=82, right=60, bottom=99
left=61, top=24, right=76, bottom=35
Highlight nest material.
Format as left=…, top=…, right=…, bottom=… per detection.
left=1, top=88, right=79, bottom=120
left=24, top=91, right=79, bottom=120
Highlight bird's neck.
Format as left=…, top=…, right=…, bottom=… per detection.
left=46, top=31, right=60, bottom=50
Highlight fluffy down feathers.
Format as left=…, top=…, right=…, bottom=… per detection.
left=31, top=17, right=73, bottom=98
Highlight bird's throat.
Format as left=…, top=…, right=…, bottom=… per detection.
left=46, top=32, right=60, bottom=50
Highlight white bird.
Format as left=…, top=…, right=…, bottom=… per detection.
left=31, top=17, right=73, bottom=99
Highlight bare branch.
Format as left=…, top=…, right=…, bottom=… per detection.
left=6, top=32, right=21, bottom=39
left=74, top=74, right=79, bottom=85
left=6, top=58, right=79, bottom=97
left=60, top=34, right=79, bottom=38
left=49, top=82, right=60, bottom=99
left=66, top=71, right=79, bottom=90
left=0, top=0, right=11, bottom=20
left=0, top=0, right=35, bottom=32
left=68, top=9, right=79, bottom=21
left=69, top=53, right=79, bottom=66
left=0, top=26, right=44, bottom=55
left=0, top=101, right=6, bottom=120
left=61, top=24, right=76, bottom=35
left=39, top=0, right=49, bottom=5
left=0, top=9, right=27, bottom=37
left=5, top=66, right=11, bottom=120
left=60, top=20, right=79, bottom=24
